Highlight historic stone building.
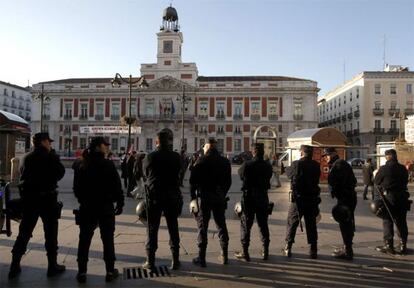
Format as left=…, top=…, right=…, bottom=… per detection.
left=31, top=6, right=319, bottom=156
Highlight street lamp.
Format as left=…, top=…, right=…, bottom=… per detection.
left=393, top=111, right=408, bottom=143
left=33, top=84, right=50, bottom=132
left=111, top=74, right=149, bottom=151
left=176, top=85, right=191, bottom=150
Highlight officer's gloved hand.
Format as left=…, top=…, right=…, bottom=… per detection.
left=115, top=202, right=124, bottom=215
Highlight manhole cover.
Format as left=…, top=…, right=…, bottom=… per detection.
left=123, top=265, right=171, bottom=280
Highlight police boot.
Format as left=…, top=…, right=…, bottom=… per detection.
left=397, top=240, right=408, bottom=255
left=234, top=247, right=250, bottom=262
left=282, top=242, right=292, bottom=257
left=333, top=245, right=353, bottom=260
left=142, top=250, right=156, bottom=272
left=309, top=243, right=318, bottom=259
left=375, top=240, right=395, bottom=255
left=170, top=248, right=181, bottom=270
left=47, top=255, right=66, bottom=277
left=8, top=255, right=22, bottom=280
left=192, top=247, right=207, bottom=268
left=262, top=243, right=269, bottom=260
left=105, top=262, right=119, bottom=283
left=219, top=246, right=228, bottom=265
left=76, top=261, right=88, bottom=283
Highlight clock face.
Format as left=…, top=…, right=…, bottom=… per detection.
left=163, top=41, right=173, bottom=53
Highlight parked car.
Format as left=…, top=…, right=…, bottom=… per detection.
left=232, top=151, right=253, bottom=164
left=347, top=158, right=365, bottom=168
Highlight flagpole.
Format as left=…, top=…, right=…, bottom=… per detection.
left=181, top=86, right=185, bottom=150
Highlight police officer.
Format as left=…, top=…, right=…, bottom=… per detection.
left=234, top=143, right=273, bottom=261
left=374, top=149, right=410, bottom=255
left=9, top=132, right=65, bottom=279
left=324, top=147, right=357, bottom=260
left=142, top=129, right=183, bottom=271
left=282, top=145, right=321, bottom=259
left=190, top=138, right=232, bottom=267
left=73, top=137, right=124, bottom=283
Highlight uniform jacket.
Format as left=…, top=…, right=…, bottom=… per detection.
left=190, top=148, right=232, bottom=203
left=374, top=159, right=409, bottom=207
left=362, top=163, right=374, bottom=186
left=328, top=155, right=357, bottom=208
left=287, top=157, right=321, bottom=203
left=143, top=146, right=182, bottom=203
left=238, top=157, right=273, bottom=207
left=19, top=146, right=65, bottom=200
left=73, top=151, right=124, bottom=212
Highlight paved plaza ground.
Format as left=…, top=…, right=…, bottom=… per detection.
left=1, top=167, right=413, bottom=287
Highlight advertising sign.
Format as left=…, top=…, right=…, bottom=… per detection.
left=79, top=126, right=141, bottom=134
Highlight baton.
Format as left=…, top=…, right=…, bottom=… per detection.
left=379, top=190, right=402, bottom=237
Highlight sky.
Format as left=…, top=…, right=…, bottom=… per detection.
left=0, top=0, right=413, bottom=95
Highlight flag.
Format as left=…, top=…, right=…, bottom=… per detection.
left=171, top=99, right=175, bottom=115
left=159, top=101, right=163, bottom=115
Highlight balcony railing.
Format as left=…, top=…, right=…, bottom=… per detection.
left=95, top=115, right=104, bottom=120
left=110, top=115, right=120, bottom=120
left=79, top=115, right=88, bottom=120
left=3, top=102, right=9, bottom=107
left=42, top=115, right=50, bottom=120
left=336, top=116, right=341, bottom=122
left=347, top=112, right=353, bottom=120
left=25, top=117, right=31, bottom=121
left=354, top=110, right=360, bottom=118
left=233, top=114, right=243, bottom=120
left=198, top=114, right=208, bottom=120
left=332, top=118, right=337, bottom=124
left=251, top=114, right=261, bottom=121
left=268, top=114, right=278, bottom=121
left=26, top=107, right=31, bottom=111
left=346, top=131, right=353, bottom=137
left=234, top=130, right=242, bottom=134
left=216, top=113, right=225, bottom=120
left=63, top=129, right=72, bottom=135
left=199, top=130, right=208, bottom=135
left=388, top=108, right=400, bottom=116
left=388, top=128, right=399, bottom=134
left=293, top=114, right=303, bottom=121
left=373, top=108, right=384, bottom=116
left=373, top=128, right=385, bottom=134
left=405, top=108, right=414, bottom=116
left=341, top=115, right=346, bottom=121
left=139, top=114, right=195, bottom=122
left=353, top=129, right=360, bottom=136
left=216, top=130, right=225, bottom=134
left=63, top=114, right=72, bottom=120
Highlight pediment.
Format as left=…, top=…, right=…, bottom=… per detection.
left=147, top=75, right=195, bottom=92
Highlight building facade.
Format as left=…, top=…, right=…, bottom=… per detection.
left=31, top=6, right=319, bottom=156
left=0, top=80, right=32, bottom=122
left=318, top=65, right=414, bottom=158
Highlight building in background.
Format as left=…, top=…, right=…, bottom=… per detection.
left=0, top=81, right=32, bottom=122
left=318, top=65, right=414, bottom=158
left=31, top=6, right=319, bottom=156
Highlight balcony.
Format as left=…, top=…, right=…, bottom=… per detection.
left=293, top=114, right=303, bottom=121
left=336, top=116, right=341, bottom=123
left=215, top=112, right=225, bottom=120
left=79, top=115, right=88, bottom=120
left=95, top=115, right=104, bottom=120
left=251, top=114, right=261, bottom=121
left=341, top=115, right=346, bottom=121
left=233, top=114, right=243, bottom=120
left=25, top=117, right=31, bottom=121
left=199, top=130, right=208, bottom=135
left=332, top=118, right=336, bottom=124
left=347, top=112, right=353, bottom=120
left=63, top=114, right=72, bottom=120
left=63, top=129, right=72, bottom=135
left=198, top=114, right=208, bottom=120
left=353, top=129, right=360, bottom=136
left=388, top=128, right=399, bottom=135
left=234, top=130, right=242, bottom=134
left=388, top=108, right=400, bottom=116
left=26, top=107, right=31, bottom=111
left=110, top=115, right=120, bottom=120
left=405, top=108, right=414, bottom=116
left=346, top=131, right=353, bottom=137
left=217, top=130, right=225, bottom=134
left=42, top=115, right=50, bottom=120
left=373, top=128, right=385, bottom=134
left=354, top=110, right=360, bottom=118
left=139, top=114, right=195, bottom=122
left=11, top=104, right=17, bottom=108
left=3, top=102, right=9, bottom=107
left=268, top=114, right=278, bottom=121
left=373, top=108, right=384, bottom=116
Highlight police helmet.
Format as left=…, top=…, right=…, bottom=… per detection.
left=332, top=204, right=352, bottom=223
left=369, top=200, right=386, bottom=218
left=135, top=200, right=147, bottom=225
left=189, top=199, right=199, bottom=215
left=234, top=202, right=243, bottom=218
left=316, top=213, right=322, bottom=224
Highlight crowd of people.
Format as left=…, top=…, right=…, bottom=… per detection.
left=5, top=130, right=412, bottom=284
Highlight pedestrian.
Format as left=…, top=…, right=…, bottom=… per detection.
left=179, top=148, right=189, bottom=187
left=8, top=132, right=66, bottom=279
left=120, top=151, right=128, bottom=190
left=234, top=143, right=273, bottom=261
left=362, top=158, right=374, bottom=200
left=188, top=152, right=200, bottom=172
left=132, top=152, right=146, bottom=199
left=126, top=151, right=137, bottom=197
left=190, top=137, right=232, bottom=267
left=324, top=147, right=357, bottom=260
left=271, top=154, right=282, bottom=188
left=142, top=129, right=183, bottom=271
left=73, top=137, right=124, bottom=283
left=282, top=145, right=321, bottom=259
left=374, top=149, right=410, bottom=255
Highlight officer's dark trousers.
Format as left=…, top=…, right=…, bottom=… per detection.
left=339, top=210, right=355, bottom=247
left=12, top=198, right=58, bottom=259
left=77, top=209, right=115, bottom=271
left=196, top=202, right=229, bottom=249
left=383, top=207, right=408, bottom=243
left=146, top=204, right=180, bottom=253
left=285, top=203, right=318, bottom=245
left=240, top=207, right=269, bottom=248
